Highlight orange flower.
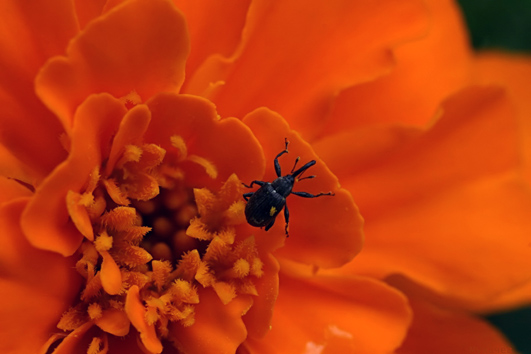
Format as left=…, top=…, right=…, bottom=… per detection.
left=311, top=0, right=531, bottom=352
left=1, top=1, right=530, bottom=354
left=1, top=1, right=376, bottom=353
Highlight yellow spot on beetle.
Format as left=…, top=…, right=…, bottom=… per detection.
left=269, top=206, right=277, bottom=216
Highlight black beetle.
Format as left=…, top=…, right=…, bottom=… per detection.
left=243, top=138, right=334, bottom=236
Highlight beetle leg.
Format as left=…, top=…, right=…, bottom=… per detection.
left=243, top=192, right=254, bottom=201
left=284, top=203, right=290, bottom=237
left=274, top=138, right=290, bottom=177
left=242, top=180, right=266, bottom=189
left=291, top=191, right=335, bottom=198
left=265, top=218, right=275, bottom=231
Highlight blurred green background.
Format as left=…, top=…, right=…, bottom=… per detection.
left=457, top=0, right=531, bottom=51
left=456, top=0, right=530, bottom=353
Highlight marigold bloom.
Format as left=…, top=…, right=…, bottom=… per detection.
left=1, top=0, right=530, bottom=354
left=1, top=0, right=364, bottom=353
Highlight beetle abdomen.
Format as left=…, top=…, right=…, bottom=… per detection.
left=244, top=184, right=285, bottom=227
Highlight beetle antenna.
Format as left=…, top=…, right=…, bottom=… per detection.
left=290, top=156, right=300, bottom=174
left=297, top=175, right=316, bottom=181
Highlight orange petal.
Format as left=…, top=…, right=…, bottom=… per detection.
left=95, top=308, right=131, bottom=337
left=397, top=298, right=516, bottom=354
left=66, top=190, right=94, bottom=241
left=0, top=93, right=67, bottom=183
left=0, top=176, right=32, bottom=204
left=100, top=250, right=122, bottom=295
left=313, top=124, right=422, bottom=180
left=35, top=0, right=190, bottom=131
left=106, top=334, right=161, bottom=354
left=173, top=0, right=251, bottom=81
left=473, top=52, right=531, bottom=181
left=0, top=140, right=42, bottom=185
left=472, top=281, right=531, bottom=312
left=105, top=104, right=152, bottom=175
left=45, top=321, right=95, bottom=354
left=22, top=94, right=126, bottom=256
left=242, top=272, right=411, bottom=354
left=0, top=1, right=76, bottom=180
left=329, top=87, right=531, bottom=303
left=388, top=273, right=531, bottom=315
left=0, top=141, right=33, bottom=183
left=0, top=88, right=68, bottom=183
left=189, top=0, right=427, bottom=138
left=0, top=1, right=77, bottom=75
left=319, top=86, right=518, bottom=202
left=125, top=285, right=163, bottom=354
left=171, top=289, right=252, bottom=354
left=325, top=0, right=473, bottom=133
left=0, top=199, right=81, bottom=354
left=144, top=93, right=265, bottom=191
left=73, top=0, right=107, bottom=29
left=242, top=253, right=280, bottom=339
left=243, top=108, right=364, bottom=268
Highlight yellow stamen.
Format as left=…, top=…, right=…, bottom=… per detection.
left=232, top=258, right=250, bottom=278
left=224, top=200, right=246, bottom=225
left=87, top=303, right=103, bottom=320
left=110, top=243, right=152, bottom=268
left=136, top=144, right=166, bottom=170
left=101, top=207, right=138, bottom=230
left=152, top=260, right=172, bottom=291
left=212, top=281, right=237, bottom=305
left=188, top=154, right=218, bottom=179
left=57, top=305, right=87, bottom=331
left=174, top=250, right=201, bottom=281
left=168, top=279, right=199, bottom=304
left=87, top=337, right=103, bottom=354
left=251, top=257, right=264, bottom=278
left=102, top=179, right=130, bottom=206
left=94, top=231, right=113, bottom=252
left=195, top=261, right=215, bottom=287
left=116, top=145, right=143, bottom=168
left=119, top=90, right=142, bottom=107
left=170, top=135, right=187, bottom=161
left=186, top=218, right=212, bottom=241
left=81, top=272, right=102, bottom=301
left=239, top=280, right=259, bottom=296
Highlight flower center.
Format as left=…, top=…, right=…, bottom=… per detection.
left=135, top=187, right=200, bottom=262
left=58, top=137, right=264, bottom=351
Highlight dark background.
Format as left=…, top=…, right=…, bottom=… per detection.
left=456, top=0, right=530, bottom=352
left=458, top=0, right=531, bottom=51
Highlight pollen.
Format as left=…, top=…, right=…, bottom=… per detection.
left=94, top=231, right=113, bottom=252
left=152, top=260, right=172, bottom=291
left=170, top=135, right=187, bottom=160
left=87, top=303, right=103, bottom=320
left=232, top=258, right=251, bottom=278
left=87, top=337, right=105, bottom=354
left=188, top=155, right=218, bottom=179
left=59, top=134, right=266, bottom=352
left=58, top=305, right=87, bottom=331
